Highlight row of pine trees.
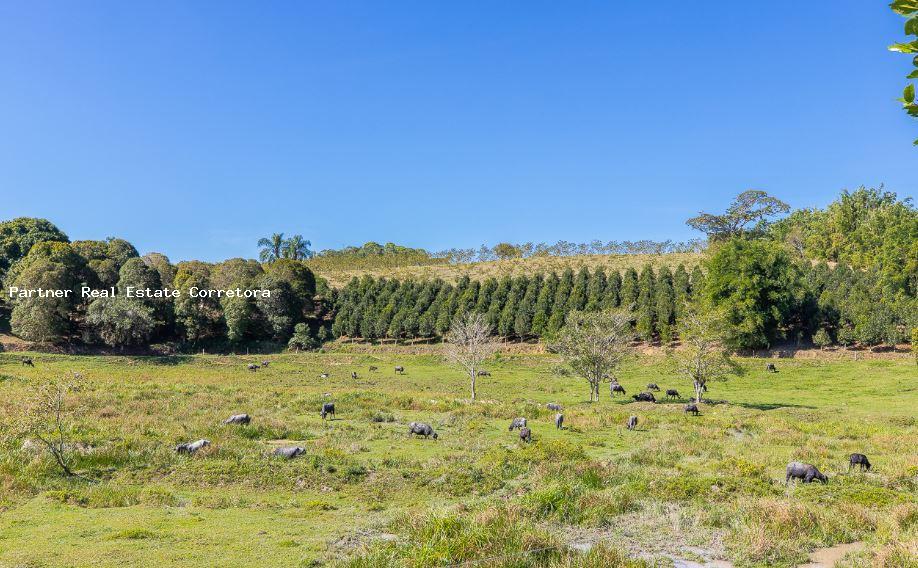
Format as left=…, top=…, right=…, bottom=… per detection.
left=331, top=264, right=705, bottom=342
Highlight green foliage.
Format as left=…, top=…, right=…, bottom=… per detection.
left=686, top=190, right=790, bottom=240
left=0, top=217, right=68, bottom=278
left=812, top=328, right=832, bottom=350
left=703, top=237, right=801, bottom=349
left=889, top=0, right=918, bottom=144
left=86, top=296, right=156, bottom=347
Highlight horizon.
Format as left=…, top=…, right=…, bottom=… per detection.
left=2, top=2, right=916, bottom=263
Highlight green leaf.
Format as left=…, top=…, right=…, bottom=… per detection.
left=908, top=70, right=918, bottom=79
left=891, top=0, right=918, bottom=17
left=907, top=15, right=918, bottom=36
left=905, top=84, right=916, bottom=103
left=890, top=40, right=918, bottom=53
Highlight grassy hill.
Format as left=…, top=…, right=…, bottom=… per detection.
left=309, top=252, right=703, bottom=288
left=0, top=350, right=914, bottom=567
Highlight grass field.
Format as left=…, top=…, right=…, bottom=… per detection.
left=0, top=350, right=915, bottom=567
left=309, top=253, right=702, bottom=287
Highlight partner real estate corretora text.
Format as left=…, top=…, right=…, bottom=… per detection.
left=6, top=286, right=273, bottom=299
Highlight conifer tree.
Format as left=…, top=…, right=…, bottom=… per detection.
left=603, top=270, right=621, bottom=309
left=585, top=266, right=606, bottom=311
left=567, top=267, right=590, bottom=311
left=532, top=272, right=557, bottom=336
left=620, top=267, right=639, bottom=309
left=636, top=264, right=656, bottom=340
left=655, top=266, right=675, bottom=343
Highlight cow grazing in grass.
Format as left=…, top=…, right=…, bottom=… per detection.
left=509, top=417, right=527, bottom=431
left=223, top=414, right=251, bottom=425
left=369, top=366, right=378, bottom=371
left=849, top=453, right=871, bottom=472
left=766, top=363, right=777, bottom=373
left=519, top=427, right=532, bottom=443
left=646, top=383, right=660, bottom=392
left=611, top=384, right=627, bottom=396
left=666, top=389, right=680, bottom=400
left=321, top=403, right=335, bottom=420
left=320, top=372, right=330, bottom=379
left=555, top=413, right=564, bottom=429
left=626, top=416, right=638, bottom=430
left=261, top=361, right=270, bottom=368
left=247, top=363, right=259, bottom=372
left=274, top=446, right=305, bottom=459
left=351, top=371, right=358, bottom=380
left=477, top=370, right=491, bottom=377
left=546, top=403, right=562, bottom=411
left=786, top=461, right=828, bottom=484
left=395, top=366, right=405, bottom=375
left=684, top=403, right=700, bottom=416
left=408, top=422, right=437, bottom=439
left=632, top=392, right=656, bottom=403
left=22, top=357, right=34, bottom=367
left=176, top=439, right=210, bottom=455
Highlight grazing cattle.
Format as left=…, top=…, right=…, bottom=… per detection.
left=223, top=413, right=251, bottom=425
left=766, top=363, right=777, bottom=373
left=320, top=373, right=330, bottom=379
left=22, top=357, right=34, bottom=367
left=632, top=392, right=656, bottom=403
left=626, top=416, right=638, bottom=430
left=786, top=461, right=828, bottom=484
left=477, top=370, right=491, bottom=377
left=408, top=422, right=437, bottom=439
left=646, top=383, right=660, bottom=392
left=369, top=366, right=378, bottom=371
left=247, top=363, right=259, bottom=372
left=351, top=372, right=358, bottom=380
left=519, top=427, right=532, bottom=443
left=546, top=403, right=562, bottom=411
left=849, top=453, right=872, bottom=472
left=321, top=403, right=335, bottom=420
left=176, top=439, right=210, bottom=455
left=555, top=413, right=564, bottom=429
left=684, top=403, right=700, bottom=415
left=666, top=389, right=680, bottom=400
left=261, top=361, right=270, bottom=368
left=509, top=417, right=527, bottom=431
left=274, top=446, right=305, bottom=459
left=395, top=366, right=405, bottom=375
left=611, top=384, right=627, bottom=396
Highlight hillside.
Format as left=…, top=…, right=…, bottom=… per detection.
left=309, top=252, right=703, bottom=288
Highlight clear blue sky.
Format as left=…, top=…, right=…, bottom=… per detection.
left=1, top=2, right=915, bottom=262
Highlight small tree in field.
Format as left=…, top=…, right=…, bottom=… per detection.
left=812, top=328, right=832, bottom=351
left=550, top=310, right=633, bottom=402
left=672, top=302, right=738, bottom=404
left=445, top=312, right=494, bottom=400
left=9, top=373, right=88, bottom=479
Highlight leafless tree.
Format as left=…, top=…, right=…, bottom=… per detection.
left=444, top=312, right=494, bottom=400
left=550, top=309, right=634, bottom=402
left=671, top=302, right=740, bottom=403
left=9, top=373, right=90, bottom=479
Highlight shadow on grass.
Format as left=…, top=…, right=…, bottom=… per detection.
left=125, top=355, right=196, bottom=366
left=732, top=401, right=817, bottom=411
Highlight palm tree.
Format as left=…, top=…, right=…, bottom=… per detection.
left=284, top=234, right=313, bottom=260
left=257, top=233, right=285, bottom=262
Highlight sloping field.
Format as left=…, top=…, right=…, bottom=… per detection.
left=310, top=253, right=703, bottom=287
left=0, top=351, right=914, bottom=567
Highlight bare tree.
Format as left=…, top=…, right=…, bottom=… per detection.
left=671, top=302, right=739, bottom=403
left=550, top=310, right=634, bottom=402
left=445, top=312, right=494, bottom=400
left=9, top=373, right=90, bottom=479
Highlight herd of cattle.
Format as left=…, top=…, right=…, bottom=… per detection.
left=18, top=357, right=872, bottom=484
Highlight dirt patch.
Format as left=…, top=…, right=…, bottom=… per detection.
left=797, top=541, right=865, bottom=568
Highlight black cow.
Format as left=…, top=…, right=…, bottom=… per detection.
left=261, top=361, right=270, bottom=368
left=369, top=366, right=378, bottom=371
left=546, top=403, right=562, bottom=411
left=22, top=357, right=34, bottom=367
left=477, top=370, right=491, bottom=377
left=849, top=453, right=871, bottom=472
left=555, top=413, right=564, bottom=429
left=611, top=384, right=627, bottom=396
left=274, top=446, right=305, bottom=459
left=408, top=422, right=437, bottom=439
left=321, top=402, right=335, bottom=420
left=684, top=403, right=700, bottom=416
left=395, top=366, right=405, bottom=375
left=247, top=363, right=259, bottom=372
left=766, top=363, right=778, bottom=373
left=223, top=413, right=251, bottom=425
left=626, top=416, right=638, bottom=430
left=509, top=417, right=527, bottom=431
left=666, top=389, right=680, bottom=400
left=351, top=371, right=358, bottom=380
left=519, top=427, right=532, bottom=443
left=632, top=392, right=656, bottom=403
left=646, top=383, right=661, bottom=392
left=786, top=461, right=828, bottom=484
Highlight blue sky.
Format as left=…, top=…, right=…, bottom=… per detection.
left=1, top=2, right=915, bottom=262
